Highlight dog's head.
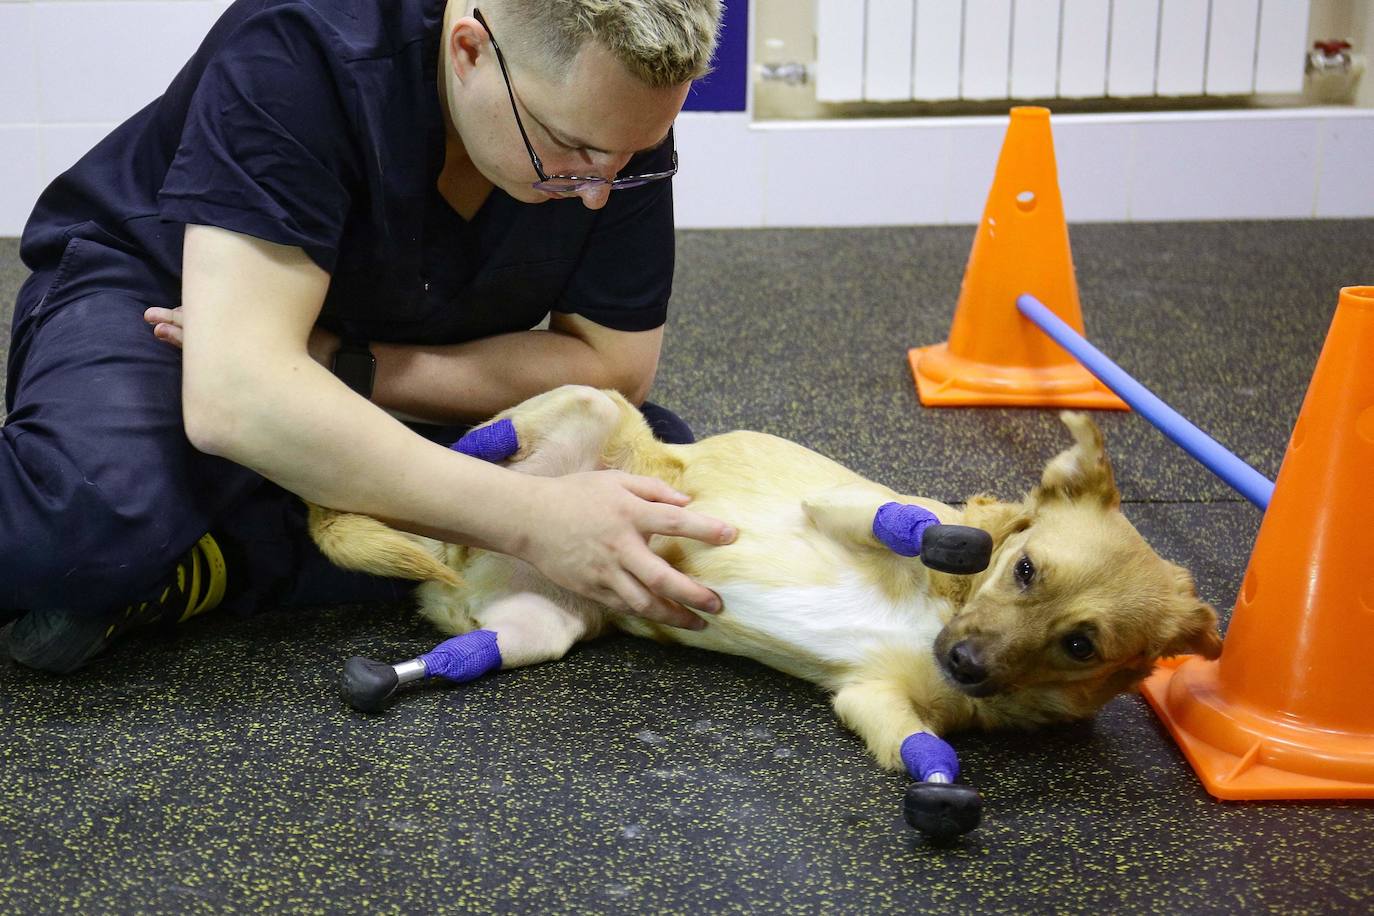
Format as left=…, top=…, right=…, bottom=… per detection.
left=932, top=412, right=1222, bottom=720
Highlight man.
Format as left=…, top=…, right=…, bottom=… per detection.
left=1, top=0, right=736, bottom=674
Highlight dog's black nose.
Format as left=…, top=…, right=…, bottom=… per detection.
left=946, top=641, right=989, bottom=685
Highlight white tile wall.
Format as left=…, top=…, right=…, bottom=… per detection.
left=1, top=1, right=1372, bottom=234
left=0, top=126, right=44, bottom=237
left=32, top=1, right=223, bottom=124
left=0, top=2, right=40, bottom=123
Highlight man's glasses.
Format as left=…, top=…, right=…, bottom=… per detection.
left=472, top=7, right=678, bottom=193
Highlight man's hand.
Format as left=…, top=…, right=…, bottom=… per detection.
left=515, top=470, right=737, bottom=630
left=144, top=306, right=187, bottom=347
left=146, top=306, right=340, bottom=366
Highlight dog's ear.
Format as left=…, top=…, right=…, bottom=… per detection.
left=1030, top=411, right=1120, bottom=509
left=958, top=494, right=1032, bottom=547
left=1155, top=566, right=1224, bottom=660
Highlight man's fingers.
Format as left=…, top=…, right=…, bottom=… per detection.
left=613, top=472, right=736, bottom=545
left=153, top=323, right=186, bottom=348
left=604, top=573, right=705, bottom=630
left=626, top=552, right=722, bottom=616
left=641, top=502, right=737, bottom=547
left=145, top=307, right=186, bottom=348
left=618, top=472, right=691, bottom=507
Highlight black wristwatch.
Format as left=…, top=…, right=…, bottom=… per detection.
left=331, top=338, right=376, bottom=399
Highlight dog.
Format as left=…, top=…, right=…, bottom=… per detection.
left=309, top=385, right=1221, bottom=783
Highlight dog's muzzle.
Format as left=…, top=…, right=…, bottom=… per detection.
left=936, top=639, right=1001, bottom=697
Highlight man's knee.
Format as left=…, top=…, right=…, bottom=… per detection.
left=1, top=426, right=196, bottom=613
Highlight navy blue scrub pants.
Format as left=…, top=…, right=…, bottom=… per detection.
left=2, top=240, right=692, bottom=624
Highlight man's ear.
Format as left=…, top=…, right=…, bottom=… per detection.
left=1030, top=411, right=1120, bottom=509
left=449, top=15, right=489, bottom=83
left=1155, top=568, right=1224, bottom=660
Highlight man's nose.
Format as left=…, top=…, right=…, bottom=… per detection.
left=577, top=181, right=612, bottom=210
left=576, top=151, right=632, bottom=209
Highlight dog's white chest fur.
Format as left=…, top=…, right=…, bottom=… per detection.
left=666, top=572, right=952, bottom=682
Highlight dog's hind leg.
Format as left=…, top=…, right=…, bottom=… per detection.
left=471, top=591, right=602, bottom=670
left=343, top=590, right=603, bottom=712
left=410, top=591, right=597, bottom=687
left=453, top=385, right=641, bottom=477
left=455, top=385, right=677, bottom=486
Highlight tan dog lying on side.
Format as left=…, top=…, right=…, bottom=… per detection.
left=310, top=385, right=1221, bottom=822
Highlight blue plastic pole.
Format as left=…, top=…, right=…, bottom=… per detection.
left=1016, top=294, right=1274, bottom=510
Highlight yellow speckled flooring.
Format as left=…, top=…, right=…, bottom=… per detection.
left=3, top=223, right=1373, bottom=913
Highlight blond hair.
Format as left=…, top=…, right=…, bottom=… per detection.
left=490, top=0, right=724, bottom=88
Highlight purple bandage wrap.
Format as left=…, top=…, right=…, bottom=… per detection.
left=419, top=630, right=502, bottom=683
left=901, top=732, right=959, bottom=782
left=873, top=502, right=940, bottom=557
left=451, top=418, right=519, bottom=463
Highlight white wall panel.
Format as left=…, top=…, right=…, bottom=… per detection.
left=1059, top=0, right=1111, bottom=97
left=912, top=0, right=964, bottom=99
left=1206, top=0, right=1260, bottom=94
left=1108, top=0, right=1162, bottom=97
left=1131, top=114, right=1320, bottom=219
left=865, top=0, right=917, bottom=101
left=1052, top=119, right=1135, bottom=221
left=816, top=0, right=866, bottom=102
left=760, top=122, right=954, bottom=226
left=961, top=0, right=1013, bottom=99
left=1010, top=0, right=1061, bottom=99
left=1255, top=0, right=1312, bottom=94
left=940, top=120, right=1013, bottom=223
left=688, top=111, right=1374, bottom=227
left=673, top=113, right=765, bottom=228
left=1156, top=0, right=1209, bottom=95
left=1314, top=115, right=1374, bottom=218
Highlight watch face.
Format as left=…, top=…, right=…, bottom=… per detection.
left=334, top=348, right=376, bottom=397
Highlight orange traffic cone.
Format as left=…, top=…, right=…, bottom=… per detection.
left=1141, top=286, right=1374, bottom=799
left=909, top=107, right=1125, bottom=409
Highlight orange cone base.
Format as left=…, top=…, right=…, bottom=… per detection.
left=909, top=343, right=1128, bottom=409
left=1141, top=657, right=1374, bottom=800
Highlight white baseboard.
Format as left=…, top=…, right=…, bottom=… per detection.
left=673, top=108, right=1374, bottom=228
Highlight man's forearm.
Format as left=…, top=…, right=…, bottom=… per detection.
left=185, top=352, right=536, bottom=554
left=370, top=328, right=639, bottom=425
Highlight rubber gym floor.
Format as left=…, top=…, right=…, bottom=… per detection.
left=2, top=222, right=1372, bottom=914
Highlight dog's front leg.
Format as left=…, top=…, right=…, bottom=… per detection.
left=832, top=679, right=984, bottom=840
left=830, top=678, right=940, bottom=773
left=803, top=484, right=950, bottom=554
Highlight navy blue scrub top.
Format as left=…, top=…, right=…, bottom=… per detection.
left=19, top=0, right=676, bottom=345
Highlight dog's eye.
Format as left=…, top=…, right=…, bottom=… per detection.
left=1062, top=633, right=1096, bottom=661
left=1013, top=554, right=1035, bottom=588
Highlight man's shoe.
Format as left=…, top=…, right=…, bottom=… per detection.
left=4, top=533, right=228, bottom=674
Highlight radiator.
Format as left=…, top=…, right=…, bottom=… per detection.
left=815, top=0, right=1312, bottom=103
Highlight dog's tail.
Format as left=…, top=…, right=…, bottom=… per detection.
left=306, top=504, right=462, bottom=587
